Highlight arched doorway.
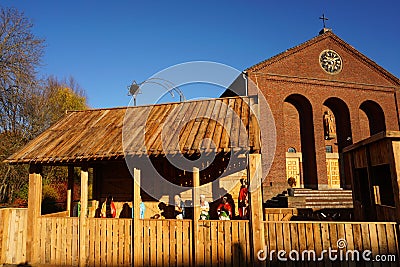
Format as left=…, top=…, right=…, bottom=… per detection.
left=284, top=94, right=318, bottom=189
left=360, top=100, right=386, bottom=136
left=323, top=97, right=353, bottom=188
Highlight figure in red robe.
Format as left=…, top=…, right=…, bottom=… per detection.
left=238, top=179, right=249, bottom=219
left=101, top=195, right=116, bottom=218
left=217, top=196, right=232, bottom=220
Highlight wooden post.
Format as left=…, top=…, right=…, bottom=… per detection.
left=391, top=141, right=400, bottom=223
left=133, top=167, right=141, bottom=266
left=248, top=154, right=265, bottom=266
left=67, top=165, right=74, bottom=217
left=192, top=167, right=200, bottom=266
left=26, top=164, right=42, bottom=264
left=79, top=166, right=89, bottom=267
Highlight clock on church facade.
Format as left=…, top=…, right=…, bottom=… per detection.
left=319, top=49, right=343, bottom=74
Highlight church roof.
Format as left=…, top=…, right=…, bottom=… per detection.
left=5, top=96, right=260, bottom=165
left=246, top=30, right=400, bottom=86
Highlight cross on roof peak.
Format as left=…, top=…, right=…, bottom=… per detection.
left=319, top=14, right=329, bottom=28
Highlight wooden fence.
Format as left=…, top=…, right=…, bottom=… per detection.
left=264, top=208, right=298, bottom=221
left=36, top=217, right=79, bottom=266
left=196, top=220, right=251, bottom=267
left=135, top=219, right=192, bottom=267
left=376, top=204, right=398, bottom=222
left=87, top=218, right=132, bottom=267
left=1, top=210, right=400, bottom=266
left=262, top=221, right=399, bottom=265
left=0, top=208, right=27, bottom=264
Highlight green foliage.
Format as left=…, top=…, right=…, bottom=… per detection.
left=14, top=182, right=29, bottom=201
left=41, top=183, right=61, bottom=214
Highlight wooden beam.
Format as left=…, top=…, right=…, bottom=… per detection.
left=193, top=167, right=200, bottom=266
left=248, top=154, right=265, bottom=267
left=133, top=167, right=141, bottom=266
left=26, top=164, right=42, bottom=264
left=391, top=140, right=400, bottom=223
left=67, top=165, right=74, bottom=217
left=79, top=166, right=89, bottom=267
left=133, top=168, right=141, bottom=220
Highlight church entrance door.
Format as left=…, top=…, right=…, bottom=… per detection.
left=326, top=157, right=341, bottom=188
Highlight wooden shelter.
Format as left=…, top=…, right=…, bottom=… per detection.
left=343, top=131, right=400, bottom=223
left=5, top=95, right=261, bottom=215
left=5, top=95, right=266, bottom=266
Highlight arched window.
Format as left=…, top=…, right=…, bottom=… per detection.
left=288, top=147, right=296, bottom=153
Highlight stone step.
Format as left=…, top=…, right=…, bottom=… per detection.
left=304, top=205, right=354, bottom=209
left=293, top=188, right=351, bottom=192
left=305, top=200, right=353, bottom=204
left=293, top=191, right=353, bottom=194
left=301, top=198, right=353, bottom=202
left=294, top=194, right=353, bottom=199
left=293, top=193, right=352, bottom=197
left=293, top=190, right=353, bottom=197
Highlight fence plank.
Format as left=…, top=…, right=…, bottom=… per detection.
left=268, top=223, right=277, bottom=261
left=170, top=220, right=177, bottom=267
left=156, top=220, right=162, bottom=267
left=238, top=221, right=248, bottom=266
left=217, top=221, right=225, bottom=267
left=87, top=219, right=94, bottom=267
left=183, top=221, right=191, bottom=267
left=361, top=223, right=371, bottom=252
left=275, top=220, right=284, bottom=252
left=205, top=221, right=212, bottom=267
left=377, top=223, right=388, bottom=255
left=118, top=220, right=124, bottom=266
left=126, top=219, right=132, bottom=267
left=210, top=221, right=218, bottom=265
left=66, top=218, right=72, bottom=266
left=113, top=220, right=119, bottom=266
left=369, top=223, right=380, bottom=255
left=386, top=224, right=397, bottom=255
left=197, top=221, right=204, bottom=267
left=231, top=221, right=239, bottom=267
left=1, top=209, right=10, bottom=263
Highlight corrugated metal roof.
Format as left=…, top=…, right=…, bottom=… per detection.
left=5, top=96, right=260, bottom=164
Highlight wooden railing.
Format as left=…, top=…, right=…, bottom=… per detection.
left=262, top=221, right=399, bottom=263
left=376, top=204, right=397, bottom=222
left=0, top=208, right=27, bottom=264
left=42, top=210, right=69, bottom=217
left=264, top=208, right=298, bottom=221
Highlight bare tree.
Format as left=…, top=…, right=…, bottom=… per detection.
left=0, top=7, right=45, bottom=203
left=0, top=7, right=89, bottom=204
left=0, top=7, right=45, bottom=133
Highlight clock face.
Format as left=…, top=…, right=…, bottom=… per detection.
left=319, top=50, right=343, bottom=74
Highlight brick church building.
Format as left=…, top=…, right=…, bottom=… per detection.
left=243, top=29, right=400, bottom=200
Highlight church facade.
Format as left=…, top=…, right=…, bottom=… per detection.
left=245, top=29, right=400, bottom=200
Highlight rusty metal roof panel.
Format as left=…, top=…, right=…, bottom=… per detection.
left=5, top=96, right=260, bottom=164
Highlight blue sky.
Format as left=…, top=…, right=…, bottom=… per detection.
left=1, top=0, right=399, bottom=108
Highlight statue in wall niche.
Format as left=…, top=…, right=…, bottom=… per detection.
left=323, top=110, right=336, bottom=140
